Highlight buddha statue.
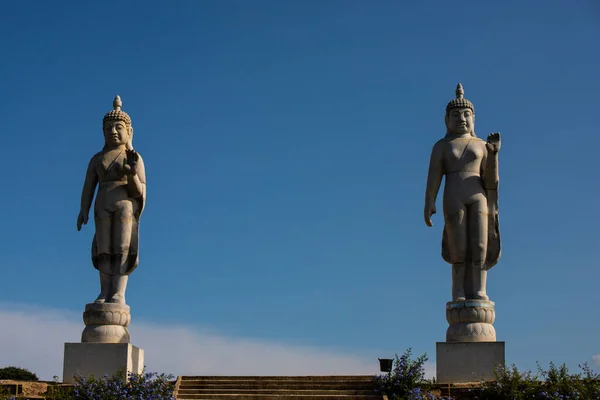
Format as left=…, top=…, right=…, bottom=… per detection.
left=77, top=95, right=146, bottom=305
left=424, top=83, right=501, bottom=302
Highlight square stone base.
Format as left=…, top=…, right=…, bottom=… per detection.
left=63, top=343, right=144, bottom=384
left=436, top=341, right=505, bottom=383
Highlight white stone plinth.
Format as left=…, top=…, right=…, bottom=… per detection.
left=436, top=341, right=505, bottom=383
left=63, top=343, right=144, bottom=384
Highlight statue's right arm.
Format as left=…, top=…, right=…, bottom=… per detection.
left=424, top=141, right=444, bottom=227
left=77, top=156, right=98, bottom=230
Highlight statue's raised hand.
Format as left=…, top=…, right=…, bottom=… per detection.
left=123, top=149, right=140, bottom=176
left=77, top=211, right=88, bottom=231
left=424, top=202, right=436, bottom=227
left=486, top=133, right=501, bottom=153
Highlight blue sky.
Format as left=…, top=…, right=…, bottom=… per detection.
left=0, top=0, right=599, bottom=379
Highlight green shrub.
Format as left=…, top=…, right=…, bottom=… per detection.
left=482, top=362, right=600, bottom=399
left=43, top=376, right=75, bottom=400
left=0, top=367, right=38, bottom=381
left=373, top=352, right=600, bottom=399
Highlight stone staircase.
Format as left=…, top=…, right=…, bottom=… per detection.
left=174, top=375, right=381, bottom=400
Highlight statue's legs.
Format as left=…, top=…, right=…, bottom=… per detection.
left=444, top=206, right=467, bottom=301
left=451, top=264, right=466, bottom=301
left=108, top=200, right=134, bottom=304
left=110, top=275, right=128, bottom=304
left=95, top=271, right=113, bottom=304
left=94, top=212, right=114, bottom=303
left=468, top=199, right=488, bottom=300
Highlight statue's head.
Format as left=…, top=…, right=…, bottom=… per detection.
left=102, top=95, right=133, bottom=150
left=445, top=83, right=475, bottom=137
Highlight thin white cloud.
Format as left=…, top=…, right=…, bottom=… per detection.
left=131, top=322, right=378, bottom=377
left=592, top=354, right=600, bottom=366
left=0, top=303, right=395, bottom=381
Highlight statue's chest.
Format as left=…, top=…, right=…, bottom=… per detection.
left=97, top=151, right=126, bottom=181
left=445, top=140, right=484, bottom=168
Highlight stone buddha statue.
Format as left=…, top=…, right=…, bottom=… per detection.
left=424, top=83, right=501, bottom=302
left=77, top=95, right=146, bottom=305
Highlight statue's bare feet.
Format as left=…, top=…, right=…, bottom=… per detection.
left=475, top=291, right=489, bottom=301
left=453, top=288, right=466, bottom=302
left=109, top=294, right=126, bottom=304
left=94, top=295, right=106, bottom=304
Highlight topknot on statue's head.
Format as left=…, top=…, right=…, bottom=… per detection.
left=445, top=83, right=475, bottom=114
left=103, top=95, right=132, bottom=126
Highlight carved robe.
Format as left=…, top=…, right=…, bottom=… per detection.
left=439, top=137, right=501, bottom=270
left=90, top=150, right=146, bottom=275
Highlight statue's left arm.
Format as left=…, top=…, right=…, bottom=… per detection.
left=483, top=133, right=500, bottom=190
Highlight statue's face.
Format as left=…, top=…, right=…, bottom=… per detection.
left=445, top=107, right=474, bottom=135
left=103, top=119, right=129, bottom=147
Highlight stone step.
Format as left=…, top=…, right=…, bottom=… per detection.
left=178, top=389, right=374, bottom=395
left=175, top=376, right=379, bottom=400
left=180, top=383, right=373, bottom=389
left=177, top=395, right=379, bottom=400
left=179, top=376, right=373, bottom=382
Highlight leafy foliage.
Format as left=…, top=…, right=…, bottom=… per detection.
left=373, top=351, right=600, bottom=400
left=0, top=369, right=173, bottom=400
left=71, top=369, right=174, bottom=400
left=482, top=362, right=600, bottom=399
left=373, top=348, right=454, bottom=400
left=0, top=367, right=38, bottom=382
left=43, top=376, right=75, bottom=400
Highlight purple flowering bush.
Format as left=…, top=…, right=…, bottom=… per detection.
left=70, top=369, right=174, bottom=400
left=0, top=369, right=174, bottom=400
left=373, top=348, right=454, bottom=400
